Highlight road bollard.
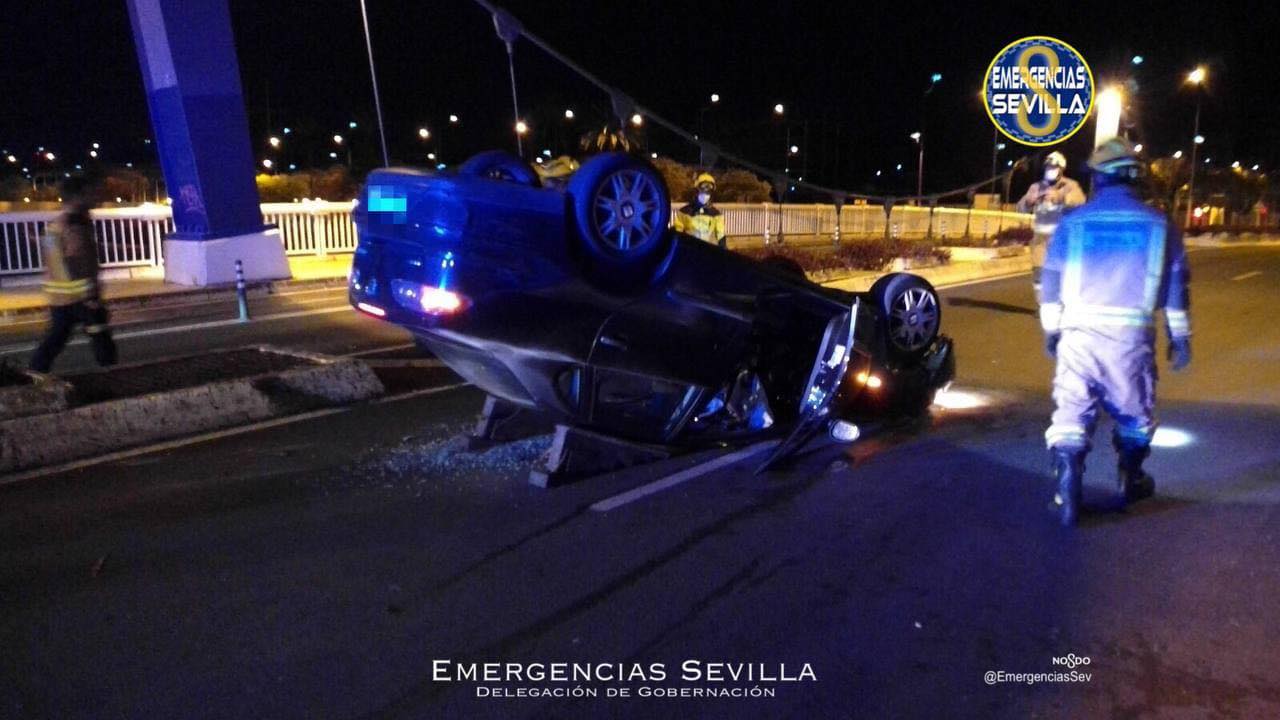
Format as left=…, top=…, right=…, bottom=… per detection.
left=235, top=259, right=250, bottom=322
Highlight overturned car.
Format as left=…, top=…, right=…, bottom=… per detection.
left=349, top=150, right=954, bottom=477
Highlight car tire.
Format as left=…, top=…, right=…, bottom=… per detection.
left=869, top=272, right=941, bottom=363
left=457, top=150, right=540, bottom=187
left=567, top=152, right=671, bottom=288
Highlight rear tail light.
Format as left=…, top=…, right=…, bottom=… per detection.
left=419, top=286, right=464, bottom=314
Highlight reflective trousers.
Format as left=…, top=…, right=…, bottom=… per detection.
left=1046, top=327, right=1157, bottom=451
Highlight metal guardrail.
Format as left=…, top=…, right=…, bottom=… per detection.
left=0, top=199, right=1029, bottom=276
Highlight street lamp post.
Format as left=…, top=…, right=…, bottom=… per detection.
left=911, top=132, right=924, bottom=199
left=1184, top=66, right=1206, bottom=228
left=697, top=93, right=720, bottom=166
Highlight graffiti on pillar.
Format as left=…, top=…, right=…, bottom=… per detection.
left=177, top=183, right=208, bottom=232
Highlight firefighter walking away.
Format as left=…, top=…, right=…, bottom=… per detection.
left=1039, top=138, right=1191, bottom=527
left=29, top=175, right=118, bottom=374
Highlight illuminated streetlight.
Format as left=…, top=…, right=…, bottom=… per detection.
left=268, top=136, right=281, bottom=148
left=930, top=72, right=942, bottom=83
left=92, top=142, right=100, bottom=149
left=1132, top=55, right=1144, bottom=65
left=89, top=150, right=98, bottom=158
left=5, top=155, right=15, bottom=163
left=710, top=93, right=720, bottom=103
left=1184, top=66, right=1208, bottom=227
left=418, top=127, right=430, bottom=139
left=1095, top=86, right=1123, bottom=147
left=427, top=152, right=436, bottom=160
left=542, top=149, right=552, bottom=157
left=630, top=113, right=643, bottom=126
left=1252, top=164, right=1260, bottom=171
left=1173, top=150, right=1183, bottom=159
left=910, top=132, right=924, bottom=196
left=1133, top=143, right=1144, bottom=153
left=564, top=109, right=574, bottom=119
left=283, top=127, right=292, bottom=134
left=896, top=163, right=903, bottom=171
left=515, top=120, right=528, bottom=135
left=44, top=152, right=55, bottom=161
left=875, top=170, right=882, bottom=177
left=348, top=121, right=358, bottom=129
left=650, top=152, right=658, bottom=159
left=329, top=151, right=338, bottom=159
left=789, top=145, right=799, bottom=154
left=449, top=114, right=459, bottom=124
left=773, top=103, right=784, bottom=115
left=1231, top=161, right=1240, bottom=168
left=262, top=158, right=273, bottom=169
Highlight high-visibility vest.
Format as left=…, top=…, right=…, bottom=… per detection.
left=42, top=210, right=99, bottom=306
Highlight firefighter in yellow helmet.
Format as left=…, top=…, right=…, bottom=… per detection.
left=673, top=173, right=727, bottom=248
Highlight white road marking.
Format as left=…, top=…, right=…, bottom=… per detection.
left=0, top=381, right=472, bottom=485
left=0, top=285, right=348, bottom=328
left=361, top=358, right=446, bottom=368
left=341, top=342, right=417, bottom=357
left=0, top=305, right=354, bottom=356
left=590, top=440, right=780, bottom=512
left=1231, top=270, right=1263, bottom=281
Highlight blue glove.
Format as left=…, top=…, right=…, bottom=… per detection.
left=1168, top=336, right=1191, bottom=371
left=1044, top=332, right=1061, bottom=359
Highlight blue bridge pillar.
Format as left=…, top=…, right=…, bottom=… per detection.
left=125, top=0, right=289, bottom=285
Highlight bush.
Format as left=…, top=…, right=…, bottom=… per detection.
left=650, top=158, right=772, bottom=204
left=736, top=239, right=949, bottom=276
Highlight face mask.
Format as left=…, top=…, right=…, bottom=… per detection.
left=1044, top=167, right=1062, bottom=182
left=697, top=192, right=711, bottom=205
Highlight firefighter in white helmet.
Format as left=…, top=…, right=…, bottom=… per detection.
left=1040, top=138, right=1191, bottom=526
left=1019, top=151, right=1085, bottom=299
left=673, top=173, right=727, bottom=248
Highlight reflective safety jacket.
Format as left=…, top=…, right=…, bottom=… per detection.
left=1017, top=176, right=1086, bottom=238
left=673, top=202, right=726, bottom=245
left=1039, top=185, right=1191, bottom=340
left=41, top=208, right=100, bottom=306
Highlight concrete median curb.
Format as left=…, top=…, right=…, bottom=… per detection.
left=0, top=346, right=383, bottom=474
left=819, top=250, right=1031, bottom=292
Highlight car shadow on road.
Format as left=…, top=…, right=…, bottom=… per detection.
left=947, top=296, right=1037, bottom=316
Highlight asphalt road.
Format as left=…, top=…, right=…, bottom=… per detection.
left=0, top=285, right=412, bottom=373
left=2, top=246, right=1278, bottom=719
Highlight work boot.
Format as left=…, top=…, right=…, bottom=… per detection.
left=1114, top=437, right=1155, bottom=508
left=1051, top=448, right=1086, bottom=527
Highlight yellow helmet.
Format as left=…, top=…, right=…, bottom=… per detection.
left=694, top=173, right=716, bottom=191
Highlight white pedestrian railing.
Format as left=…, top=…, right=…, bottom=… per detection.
left=0, top=199, right=1028, bottom=277
left=0, top=201, right=357, bottom=276
left=712, top=202, right=1032, bottom=241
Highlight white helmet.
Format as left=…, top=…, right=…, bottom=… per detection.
left=1044, top=151, right=1067, bottom=168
